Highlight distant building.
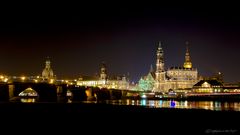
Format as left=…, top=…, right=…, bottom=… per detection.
left=77, top=62, right=129, bottom=90
left=222, top=82, right=240, bottom=93
left=42, top=58, right=55, bottom=81
left=138, top=41, right=199, bottom=92
left=192, top=79, right=223, bottom=93
left=138, top=65, right=155, bottom=91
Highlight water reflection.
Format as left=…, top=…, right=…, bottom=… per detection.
left=170, top=100, right=176, bottom=108
left=141, top=99, right=146, bottom=106
left=100, top=99, right=240, bottom=111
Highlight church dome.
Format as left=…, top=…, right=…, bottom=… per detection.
left=19, top=87, right=38, bottom=97
left=42, top=59, right=54, bottom=80
left=42, top=68, right=54, bottom=77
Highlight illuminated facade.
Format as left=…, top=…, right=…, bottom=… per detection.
left=19, top=87, right=38, bottom=103
left=183, top=41, right=192, bottom=69
left=192, top=80, right=223, bottom=93
left=77, top=62, right=129, bottom=90
left=139, top=42, right=199, bottom=92
left=138, top=65, right=155, bottom=91
left=42, top=58, right=55, bottom=81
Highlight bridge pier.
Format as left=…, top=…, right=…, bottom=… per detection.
left=121, top=90, right=128, bottom=98
left=8, top=84, right=15, bottom=101
left=57, top=86, right=63, bottom=102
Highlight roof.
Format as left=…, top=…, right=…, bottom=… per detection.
left=19, top=87, right=38, bottom=97
left=149, top=71, right=155, bottom=79
left=194, top=79, right=223, bottom=87
left=169, top=66, right=196, bottom=70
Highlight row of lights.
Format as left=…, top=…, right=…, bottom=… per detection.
left=0, top=75, right=8, bottom=82
left=1, top=75, right=80, bottom=85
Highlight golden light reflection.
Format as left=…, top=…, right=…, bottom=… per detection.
left=100, top=100, right=240, bottom=111
left=20, top=98, right=36, bottom=103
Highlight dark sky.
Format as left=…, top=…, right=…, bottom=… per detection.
left=0, top=2, right=240, bottom=83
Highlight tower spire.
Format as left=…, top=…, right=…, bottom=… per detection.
left=45, top=57, right=51, bottom=69
left=186, top=41, right=189, bottom=54
left=158, top=41, right=162, bottom=49
left=150, top=64, right=154, bottom=73
left=183, top=41, right=192, bottom=69
left=154, top=41, right=165, bottom=91
left=100, top=61, right=107, bottom=80
left=156, top=41, right=164, bottom=72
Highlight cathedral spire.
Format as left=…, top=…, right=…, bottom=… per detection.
left=156, top=41, right=164, bottom=72
left=45, top=57, right=51, bottom=69
left=158, top=41, right=162, bottom=49
left=154, top=41, right=165, bottom=91
left=150, top=64, right=154, bottom=73
left=183, top=41, right=192, bottom=69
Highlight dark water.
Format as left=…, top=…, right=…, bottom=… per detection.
left=76, top=99, right=240, bottom=111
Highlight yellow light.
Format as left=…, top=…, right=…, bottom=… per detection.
left=4, top=78, right=8, bottom=82
left=34, top=80, right=38, bottom=83
left=21, top=77, right=26, bottom=80
left=37, top=76, right=40, bottom=79
left=50, top=79, right=54, bottom=84
left=0, top=76, right=4, bottom=79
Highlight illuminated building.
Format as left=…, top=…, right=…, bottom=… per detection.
left=42, top=58, right=56, bottom=81
left=138, top=65, right=155, bottom=91
left=77, top=62, right=129, bottom=90
left=183, top=41, right=192, bottom=69
left=19, top=87, right=38, bottom=103
left=192, top=80, right=223, bottom=93
left=0, top=75, right=8, bottom=82
left=100, top=62, right=107, bottom=81
left=138, top=41, right=199, bottom=92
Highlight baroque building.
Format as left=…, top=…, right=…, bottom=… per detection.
left=77, top=62, right=129, bottom=90
left=192, top=80, right=223, bottom=93
left=138, top=41, right=199, bottom=92
left=42, top=58, right=55, bottom=81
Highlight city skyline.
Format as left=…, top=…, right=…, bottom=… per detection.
left=0, top=3, right=240, bottom=83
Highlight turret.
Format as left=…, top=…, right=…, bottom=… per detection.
left=183, top=41, right=192, bottom=69
left=100, top=62, right=107, bottom=80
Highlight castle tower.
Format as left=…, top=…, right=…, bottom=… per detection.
left=42, top=58, right=54, bottom=80
left=183, top=41, right=193, bottom=69
left=149, top=64, right=154, bottom=73
left=154, top=42, right=165, bottom=91
left=100, top=62, right=107, bottom=80
left=155, top=41, right=165, bottom=80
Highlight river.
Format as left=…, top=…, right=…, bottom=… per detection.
left=78, top=99, right=240, bottom=111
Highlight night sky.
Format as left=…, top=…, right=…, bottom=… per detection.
left=0, top=2, right=240, bottom=83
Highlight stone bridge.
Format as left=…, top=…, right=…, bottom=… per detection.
left=0, top=82, right=140, bottom=102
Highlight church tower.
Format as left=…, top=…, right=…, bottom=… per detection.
left=42, top=58, right=54, bottom=80
left=100, top=62, right=107, bottom=80
left=155, top=42, right=165, bottom=80
left=154, top=42, right=165, bottom=91
left=150, top=64, right=154, bottom=73
left=183, top=41, right=193, bottom=69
